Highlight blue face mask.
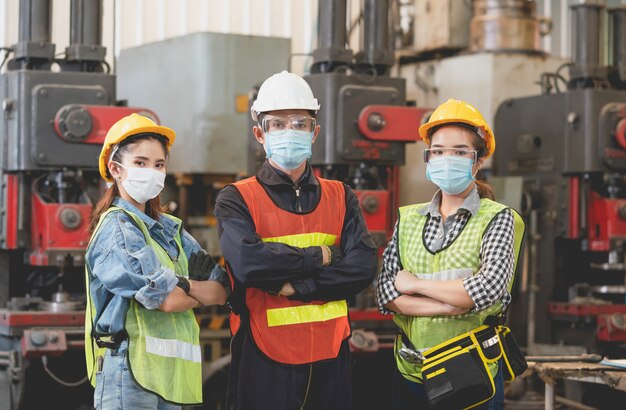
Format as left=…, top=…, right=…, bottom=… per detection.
left=426, top=156, right=475, bottom=195
left=264, top=129, right=314, bottom=170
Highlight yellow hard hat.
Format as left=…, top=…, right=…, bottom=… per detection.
left=418, top=99, right=495, bottom=158
left=98, top=113, right=176, bottom=182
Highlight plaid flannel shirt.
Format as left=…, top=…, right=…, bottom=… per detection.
left=375, top=187, right=515, bottom=314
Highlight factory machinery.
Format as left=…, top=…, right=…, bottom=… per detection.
left=0, top=1, right=158, bottom=408
left=495, top=2, right=626, bottom=358
left=306, top=0, right=429, bottom=252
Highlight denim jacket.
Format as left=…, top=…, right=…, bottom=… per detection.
left=86, top=197, right=222, bottom=335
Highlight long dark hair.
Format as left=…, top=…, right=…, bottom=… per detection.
left=89, top=134, right=169, bottom=232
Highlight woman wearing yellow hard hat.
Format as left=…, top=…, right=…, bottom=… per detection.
left=84, top=113, right=230, bottom=409
left=376, top=99, right=525, bottom=409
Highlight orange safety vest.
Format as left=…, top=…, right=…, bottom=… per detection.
left=229, top=176, right=351, bottom=365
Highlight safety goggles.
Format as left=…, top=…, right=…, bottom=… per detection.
left=261, top=115, right=316, bottom=133
left=423, top=148, right=477, bottom=164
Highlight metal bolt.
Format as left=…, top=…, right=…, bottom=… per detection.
left=48, top=332, right=59, bottom=343
left=345, top=91, right=352, bottom=97
left=37, top=152, right=47, bottom=161
left=2, top=99, right=14, bottom=112
left=96, top=92, right=104, bottom=100
left=40, top=89, right=48, bottom=97
left=30, top=331, right=47, bottom=346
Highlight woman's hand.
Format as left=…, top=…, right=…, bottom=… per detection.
left=441, top=303, right=470, bottom=316
left=394, top=269, right=419, bottom=295
left=189, top=280, right=229, bottom=306
left=385, top=294, right=469, bottom=316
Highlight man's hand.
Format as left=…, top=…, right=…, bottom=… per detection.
left=394, top=269, right=420, bottom=295
left=279, top=282, right=296, bottom=296
left=188, top=251, right=215, bottom=281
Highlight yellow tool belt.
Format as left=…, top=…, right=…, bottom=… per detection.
left=402, top=325, right=527, bottom=410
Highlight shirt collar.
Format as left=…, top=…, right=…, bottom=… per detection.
left=112, top=197, right=180, bottom=238
left=257, top=160, right=319, bottom=187
left=417, top=185, right=480, bottom=217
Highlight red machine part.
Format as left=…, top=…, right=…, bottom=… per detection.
left=21, top=329, right=68, bottom=358
left=348, top=309, right=390, bottom=322
left=548, top=302, right=626, bottom=317
left=549, top=303, right=626, bottom=342
left=597, top=313, right=626, bottom=342
left=586, top=190, right=626, bottom=251
left=615, top=118, right=626, bottom=151
left=355, top=189, right=391, bottom=254
left=5, top=174, right=18, bottom=249
left=355, top=190, right=390, bottom=233
left=357, top=105, right=430, bottom=142
left=0, top=310, right=85, bottom=327
left=54, top=105, right=159, bottom=145
left=29, top=192, right=92, bottom=266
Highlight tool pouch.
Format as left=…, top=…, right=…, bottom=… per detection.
left=421, top=326, right=500, bottom=409
left=499, top=326, right=527, bottom=381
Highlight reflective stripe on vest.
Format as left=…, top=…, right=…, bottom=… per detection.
left=393, top=198, right=525, bottom=383
left=231, top=176, right=350, bottom=365
left=266, top=300, right=348, bottom=327
left=84, top=207, right=202, bottom=405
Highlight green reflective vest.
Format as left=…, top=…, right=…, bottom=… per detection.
left=394, top=198, right=525, bottom=383
left=84, top=207, right=202, bottom=405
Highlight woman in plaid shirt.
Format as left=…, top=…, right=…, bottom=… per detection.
left=376, top=99, right=524, bottom=410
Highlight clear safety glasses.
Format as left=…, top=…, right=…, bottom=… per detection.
left=423, top=148, right=477, bottom=163
left=261, top=115, right=316, bottom=133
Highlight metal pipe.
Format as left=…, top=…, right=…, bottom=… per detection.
left=69, top=0, right=103, bottom=46
left=569, top=2, right=605, bottom=82
left=317, top=0, right=347, bottom=52
left=18, top=0, right=52, bottom=43
left=66, top=0, right=105, bottom=64
left=545, top=382, right=555, bottom=410
left=312, top=0, right=352, bottom=70
left=609, top=7, right=626, bottom=82
left=361, top=0, right=390, bottom=65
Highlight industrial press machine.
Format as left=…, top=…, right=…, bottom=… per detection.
left=0, top=1, right=156, bottom=408
left=494, top=2, right=626, bottom=356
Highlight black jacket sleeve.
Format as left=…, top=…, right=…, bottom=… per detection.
left=215, top=185, right=324, bottom=291
left=289, top=185, right=378, bottom=301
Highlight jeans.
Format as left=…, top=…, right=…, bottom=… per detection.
left=93, top=341, right=181, bottom=410
left=393, top=360, right=505, bottom=410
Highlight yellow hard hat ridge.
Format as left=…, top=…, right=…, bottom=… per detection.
left=98, top=113, right=176, bottom=182
left=419, top=99, right=496, bottom=158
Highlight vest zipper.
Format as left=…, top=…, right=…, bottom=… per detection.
left=294, top=185, right=302, bottom=212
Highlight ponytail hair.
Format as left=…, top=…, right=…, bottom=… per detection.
left=471, top=133, right=495, bottom=200
left=475, top=178, right=495, bottom=200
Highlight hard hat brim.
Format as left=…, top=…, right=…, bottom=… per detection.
left=419, top=119, right=495, bottom=157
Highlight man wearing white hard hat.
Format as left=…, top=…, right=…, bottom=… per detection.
left=216, top=71, right=377, bottom=409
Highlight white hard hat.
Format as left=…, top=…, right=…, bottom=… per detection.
left=251, top=71, right=320, bottom=121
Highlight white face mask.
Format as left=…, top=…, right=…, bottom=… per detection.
left=113, top=162, right=166, bottom=204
